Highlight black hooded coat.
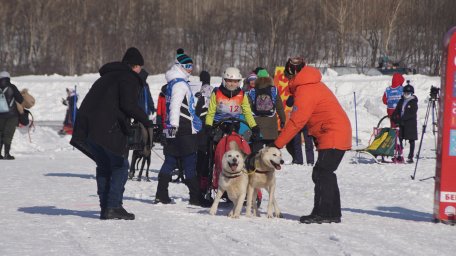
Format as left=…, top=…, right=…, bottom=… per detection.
left=70, top=62, right=150, bottom=160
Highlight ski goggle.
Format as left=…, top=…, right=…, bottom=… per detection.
left=181, top=63, right=193, bottom=70
left=224, top=79, right=240, bottom=83
left=284, top=57, right=305, bottom=79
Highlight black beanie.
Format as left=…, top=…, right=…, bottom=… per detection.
left=199, top=71, right=210, bottom=84
left=122, top=47, right=144, bottom=66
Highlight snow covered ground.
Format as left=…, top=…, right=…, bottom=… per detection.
left=1, top=70, right=454, bottom=256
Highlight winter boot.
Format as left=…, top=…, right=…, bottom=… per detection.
left=184, top=177, right=203, bottom=206
left=103, top=206, right=135, bottom=220
left=300, top=214, right=341, bottom=224
left=4, top=144, right=14, bottom=160
left=154, top=173, right=172, bottom=204
left=0, top=143, right=3, bottom=159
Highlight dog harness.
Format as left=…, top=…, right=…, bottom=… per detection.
left=244, top=153, right=268, bottom=175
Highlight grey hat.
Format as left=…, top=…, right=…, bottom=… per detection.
left=0, top=71, right=10, bottom=79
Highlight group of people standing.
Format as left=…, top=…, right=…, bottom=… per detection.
left=71, top=47, right=352, bottom=224
left=382, top=73, right=418, bottom=163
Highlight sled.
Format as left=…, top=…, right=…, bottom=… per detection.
left=355, top=115, right=403, bottom=164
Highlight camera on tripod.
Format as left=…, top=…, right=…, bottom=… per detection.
left=430, top=86, right=440, bottom=100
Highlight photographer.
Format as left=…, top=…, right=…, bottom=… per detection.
left=391, top=82, right=418, bottom=163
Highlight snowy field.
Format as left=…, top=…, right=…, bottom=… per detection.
left=1, top=70, right=454, bottom=256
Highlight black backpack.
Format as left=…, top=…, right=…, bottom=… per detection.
left=249, top=86, right=277, bottom=117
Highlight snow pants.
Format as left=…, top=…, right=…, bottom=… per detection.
left=311, top=149, right=345, bottom=218
left=160, top=152, right=197, bottom=179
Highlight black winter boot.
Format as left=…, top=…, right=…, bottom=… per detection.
left=184, top=177, right=203, bottom=206
left=154, top=173, right=172, bottom=204
left=0, top=143, right=3, bottom=159
left=103, top=206, right=135, bottom=220
left=4, top=144, right=14, bottom=160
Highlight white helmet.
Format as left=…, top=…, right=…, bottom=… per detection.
left=222, top=67, right=242, bottom=80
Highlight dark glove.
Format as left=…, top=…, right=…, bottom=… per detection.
left=280, top=122, right=285, bottom=129
left=62, top=98, right=68, bottom=106
left=251, top=126, right=261, bottom=141
left=195, top=92, right=202, bottom=98
left=286, top=96, right=294, bottom=107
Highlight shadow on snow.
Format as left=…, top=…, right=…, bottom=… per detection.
left=18, top=206, right=99, bottom=219
left=44, top=172, right=95, bottom=179
left=342, top=206, right=433, bottom=222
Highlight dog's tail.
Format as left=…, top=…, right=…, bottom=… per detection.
left=228, top=140, right=239, bottom=151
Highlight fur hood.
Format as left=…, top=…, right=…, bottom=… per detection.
left=254, top=76, right=274, bottom=90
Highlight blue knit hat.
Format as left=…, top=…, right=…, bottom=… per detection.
left=175, top=48, right=193, bottom=65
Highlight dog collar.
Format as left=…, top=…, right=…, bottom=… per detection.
left=222, top=171, right=242, bottom=179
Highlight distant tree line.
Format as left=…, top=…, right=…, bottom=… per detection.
left=0, top=0, right=454, bottom=76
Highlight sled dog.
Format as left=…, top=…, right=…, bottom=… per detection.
left=245, top=146, right=283, bottom=218
left=209, top=141, right=248, bottom=218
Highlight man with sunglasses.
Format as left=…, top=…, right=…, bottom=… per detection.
left=155, top=49, right=204, bottom=206
left=271, top=57, right=352, bottom=224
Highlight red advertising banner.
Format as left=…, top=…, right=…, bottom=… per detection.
left=434, top=26, right=456, bottom=225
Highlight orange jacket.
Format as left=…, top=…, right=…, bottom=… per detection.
left=274, top=66, right=352, bottom=150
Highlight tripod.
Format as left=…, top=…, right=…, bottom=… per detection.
left=411, top=88, right=439, bottom=180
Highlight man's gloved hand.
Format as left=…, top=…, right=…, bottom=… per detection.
left=286, top=96, right=294, bottom=107
left=62, top=98, right=68, bottom=106
left=250, top=126, right=261, bottom=141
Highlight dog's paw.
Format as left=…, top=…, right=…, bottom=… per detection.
left=231, top=214, right=240, bottom=219
left=276, top=212, right=283, bottom=218
left=209, top=209, right=216, bottom=215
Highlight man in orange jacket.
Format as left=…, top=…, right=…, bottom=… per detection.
left=272, top=57, right=352, bottom=224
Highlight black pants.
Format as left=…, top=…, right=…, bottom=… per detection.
left=311, top=149, right=345, bottom=218
left=399, top=139, right=415, bottom=159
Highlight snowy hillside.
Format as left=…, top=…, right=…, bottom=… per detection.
left=1, top=71, right=454, bottom=256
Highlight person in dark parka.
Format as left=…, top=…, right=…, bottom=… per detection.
left=0, top=71, right=24, bottom=160
left=391, top=84, right=418, bottom=163
left=70, top=47, right=152, bottom=220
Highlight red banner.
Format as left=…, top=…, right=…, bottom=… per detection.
left=434, top=26, right=456, bottom=224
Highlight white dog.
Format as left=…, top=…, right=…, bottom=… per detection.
left=209, top=141, right=248, bottom=218
left=245, top=146, right=284, bottom=218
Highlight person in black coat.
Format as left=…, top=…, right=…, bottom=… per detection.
left=0, top=71, right=24, bottom=160
left=391, top=83, right=418, bottom=163
left=70, top=47, right=152, bottom=220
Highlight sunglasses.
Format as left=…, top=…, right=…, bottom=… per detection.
left=181, top=63, right=193, bottom=70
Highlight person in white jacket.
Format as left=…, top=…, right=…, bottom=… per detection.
left=154, top=49, right=204, bottom=206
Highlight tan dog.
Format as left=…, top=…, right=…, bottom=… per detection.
left=209, top=141, right=248, bottom=218
left=246, top=147, right=284, bottom=218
